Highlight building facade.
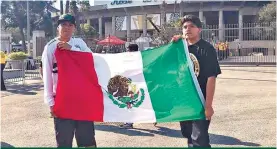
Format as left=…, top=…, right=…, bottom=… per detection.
left=80, top=0, right=275, bottom=53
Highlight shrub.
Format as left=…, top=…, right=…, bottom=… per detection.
left=8, top=52, right=28, bottom=60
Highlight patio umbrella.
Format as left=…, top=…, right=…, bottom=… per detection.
left=97, top=35, right=126, bottom=45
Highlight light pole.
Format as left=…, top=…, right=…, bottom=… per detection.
left=27, top=1, right=31, bottom=55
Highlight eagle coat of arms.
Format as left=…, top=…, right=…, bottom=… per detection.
left=106, top=75, right=145, bottom=109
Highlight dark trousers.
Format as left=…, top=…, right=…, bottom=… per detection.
left=180, top=120, right=211, bottom=148
left=54, top=118, right=97, bottom=147
left=1, top=63, right=6, bottom=90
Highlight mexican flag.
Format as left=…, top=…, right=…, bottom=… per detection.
left=53, top=39, right=206, bottom=123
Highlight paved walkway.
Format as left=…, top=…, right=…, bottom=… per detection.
left=1, top=66, right=276, bottom=147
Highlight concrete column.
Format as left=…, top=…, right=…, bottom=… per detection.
left=179, top=9, right=184, bottom=18
left=98, top=17, right=103, bottom=39
left=218, top=10, right=224, bottom=41
left=179, top=2, right=184, bottom=18
left=112, top=16, right=116, bottom=36
left=9, top=36, right=12, bottom=54
left=160, top=12, right=166, bottom=26
left=199, top=10, right=204, bottom=23
left=32, top=30, right=45, bottom=58
left=160, top=2, right=166, bottom=26
left=203, top=16, right=206, bottom=25
left=126, top=15, right=131, bottom=42
left=87, top=19, right=91, bottom=25
left=142, top=14, right=147, bottom=36
left=1, top=31, right=12, bottom=54
left=238, top=9, right=243, bottom=41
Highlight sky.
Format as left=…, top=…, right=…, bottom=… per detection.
left=54, top=0, right=95, bottom=9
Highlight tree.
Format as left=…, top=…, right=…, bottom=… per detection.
left=5, top=27, right=22, bottom=44
left=80, top=23, right=98, bottom=37
left=69, top=1, right=80, bottom=35
left=32, top=1, right=55, bottom=37
left=151, top=18, right=182, bottom=46
left=1, top=1, right=55, bottom=50
left=78, top=1, right=90, bottom=12
left=1, top=1, right=28, bottom=50
left=258, top=2, right=276, bottom=23
left=250, top=2, right=277, bottom=40
left=69, top=0, right=91, bottom=35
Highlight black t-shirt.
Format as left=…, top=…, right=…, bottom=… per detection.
left=188, top=39, right=221, bottom=99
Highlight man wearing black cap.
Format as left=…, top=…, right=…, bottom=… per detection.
left=172, top=15, right=221, bottom=147
left=41, top=14, right=96, bottom=147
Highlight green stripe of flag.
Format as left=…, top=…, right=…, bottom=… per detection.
left=141, top=39, right=205, bottom=122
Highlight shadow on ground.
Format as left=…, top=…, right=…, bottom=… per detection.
left=1, top=142, right=15, bottom=148
left=210, top=134, right=260, bottom=146
left=95, top=124, right=155, bottom=136
left=95, top=124, right=260, bottom=147
left=1, top=82, right=43, bottom=97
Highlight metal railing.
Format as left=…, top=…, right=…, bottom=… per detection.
left=3, top=59, right=41, bottom=84
left=201, top=22, right=276, bottom=42
left=216, top=48, right=276, bottom=65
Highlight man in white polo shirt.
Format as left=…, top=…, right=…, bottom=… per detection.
left=41, top=14, right=96, bottom=148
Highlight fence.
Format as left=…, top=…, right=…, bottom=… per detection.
left=201, top=22, right=276, bottom=65
left=3, top=59, right=41, bottom=84
left=201, top=22, right=276, bottom=42
left=129, top=22, right=275, bottom=65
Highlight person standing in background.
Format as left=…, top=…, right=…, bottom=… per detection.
left=1, top=51, right=7, bottom=91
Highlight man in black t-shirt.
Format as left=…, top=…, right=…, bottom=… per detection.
left=172, top=15, right=221, bottom=147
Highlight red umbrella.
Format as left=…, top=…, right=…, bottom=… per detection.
left=97, top=35, right=126, bottom=45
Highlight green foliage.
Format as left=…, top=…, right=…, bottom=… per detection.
left=1, top=1, right=55, bottom=49
left=5, top=27, right=21, bottom=43
left=80, top=23, right=98, bottom=37
left=249, top=3, right=277, bottom=40
left=66, top=1, right=91, bottom=35
left=78, top=1, right=90, bottom=12
left=258, top=2, right=276, bottom=23
left=152, top=19, right=182, bottom=45
left=8, top=52, right=29, bottom=60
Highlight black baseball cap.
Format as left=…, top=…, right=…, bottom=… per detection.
left=58, top=14, right=76, bottom=26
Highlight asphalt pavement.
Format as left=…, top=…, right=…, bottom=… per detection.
left=1, top=66, right=276, bottom=147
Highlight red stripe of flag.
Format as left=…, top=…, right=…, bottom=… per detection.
left=53, top=48, right=103, bottom=121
